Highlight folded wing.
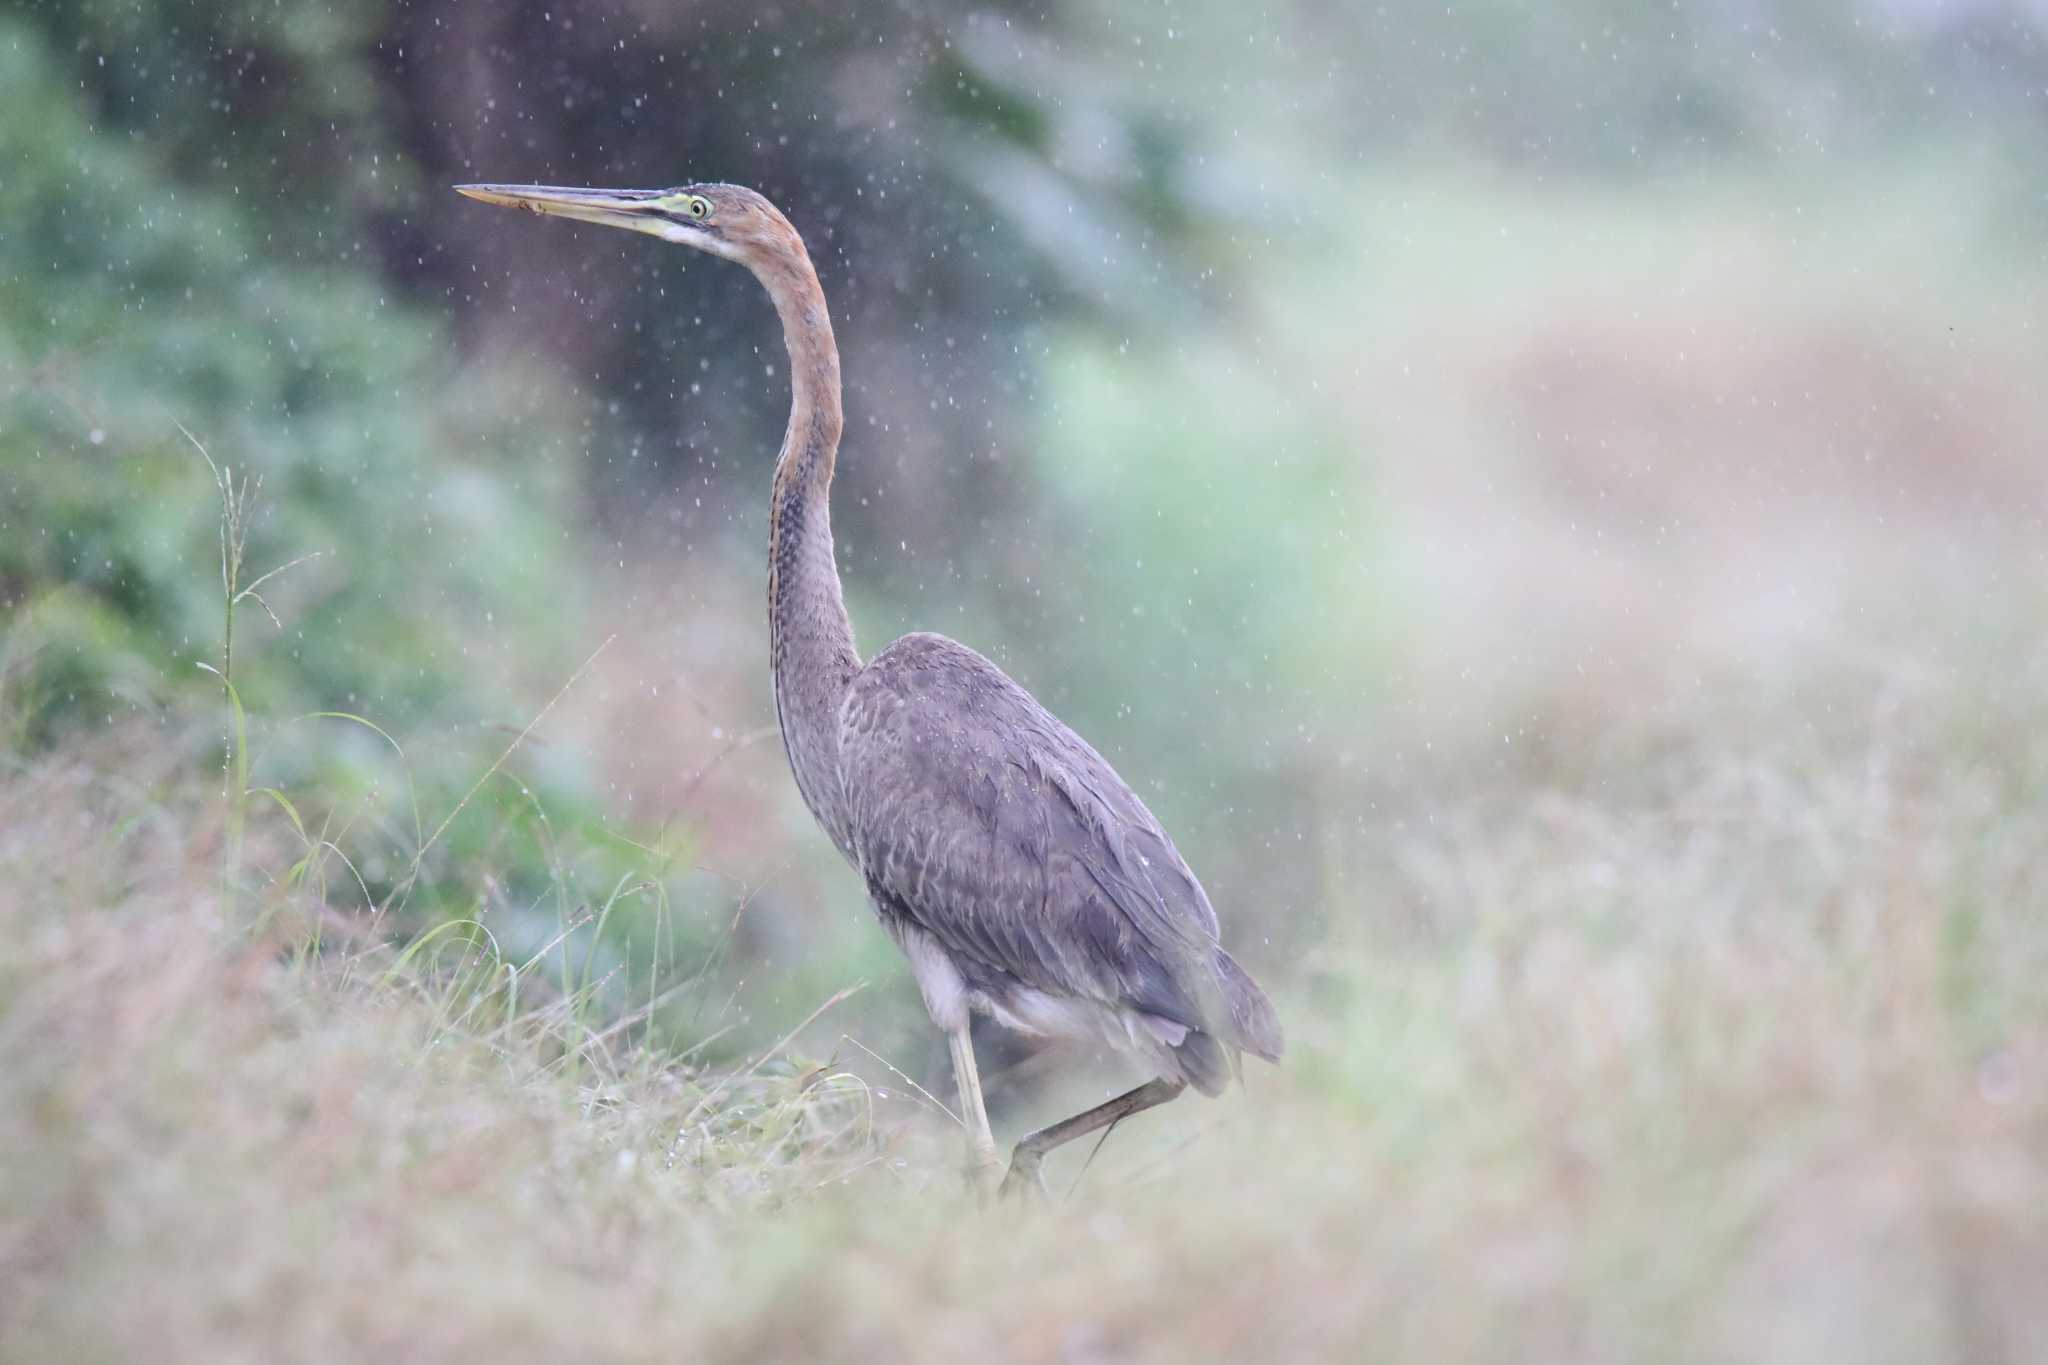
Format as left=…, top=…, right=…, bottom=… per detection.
left=839, top=632, right=1282, bottom=1075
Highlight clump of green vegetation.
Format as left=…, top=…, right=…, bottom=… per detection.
left=0, top=16, right=573, bottom=736
left=0, top=15, right=721, bottom=998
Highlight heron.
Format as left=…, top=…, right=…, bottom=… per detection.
left=455, top=180, right=1283, bottom=1196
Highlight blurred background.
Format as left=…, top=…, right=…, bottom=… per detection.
left=8, top=0, right=2048, bottom=1060
left=6, top=1, right=2048, bottom=1355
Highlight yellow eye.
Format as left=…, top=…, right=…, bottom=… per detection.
left=687, top=196, right=711, bottom=220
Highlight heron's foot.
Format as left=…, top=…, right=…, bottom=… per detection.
left=998, top=1147, right=1048, bottom=1202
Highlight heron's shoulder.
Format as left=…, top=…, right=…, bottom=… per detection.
left=858, top=631, right=1014, bottom=692
left=840, top=632, right=1119, bottom=821
left=844, top=632, right=1038, bottom=730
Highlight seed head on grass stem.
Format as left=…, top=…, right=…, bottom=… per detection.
left=177, top=420, right=321, bottom=917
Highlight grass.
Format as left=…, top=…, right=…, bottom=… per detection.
left=4, top=612, right=2046, bottom=1361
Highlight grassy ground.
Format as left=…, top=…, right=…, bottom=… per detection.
left=5, top=615, right=2046, bottom=1361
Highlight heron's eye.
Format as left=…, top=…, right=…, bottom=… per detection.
left=687, top=196, right=712, bottom=220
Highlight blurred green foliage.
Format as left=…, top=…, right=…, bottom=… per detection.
left=0, top=13, right=656, bottom=986
left=1, top=14, right=569, bottom=726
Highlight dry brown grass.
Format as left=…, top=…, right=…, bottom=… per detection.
left=6, top=616, right=2047, bottom=1362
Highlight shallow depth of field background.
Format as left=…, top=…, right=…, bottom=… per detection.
left=5, top=2, right=2048, bottom=1360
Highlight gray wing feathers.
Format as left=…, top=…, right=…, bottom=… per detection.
left=840, top=633, right=1282, bottom=1063
left=1030, top=751, right=1219, bottom=952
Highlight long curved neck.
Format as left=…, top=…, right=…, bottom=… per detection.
left=756, top=239, right=859, bottom=852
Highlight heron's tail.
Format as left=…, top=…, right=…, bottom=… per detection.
left=1212, top=947, right=1284, bottom=1063
left=1167, top=951, right=1282, bottom=1096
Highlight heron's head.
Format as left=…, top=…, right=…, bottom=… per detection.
left=454, top=180, right=801, bottom=269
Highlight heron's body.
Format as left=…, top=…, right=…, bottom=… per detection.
left=457, top=178, right=1281, bottom=1192
left=846, top=631, right=1280, bottom=1095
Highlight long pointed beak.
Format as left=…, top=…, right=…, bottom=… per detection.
left=454, top=183, right=670, bottom=232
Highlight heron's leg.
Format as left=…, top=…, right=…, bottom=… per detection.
left=1000, top=1077, right=1186, bottom=1199
left=947, top=1026, right=1002, bottom=1196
